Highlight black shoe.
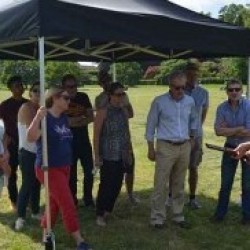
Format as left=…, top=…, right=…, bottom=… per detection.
left=151, top=223, right=165, bottom=229
left=173, top=220, right=191, bottom=229
left=209, top=215, right=224, bottom=224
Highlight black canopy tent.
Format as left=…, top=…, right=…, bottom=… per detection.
left=1, top=0, right=250, bottom=247
left=0, top=0, right=250, bottom=61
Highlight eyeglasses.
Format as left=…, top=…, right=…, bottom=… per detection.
left=60, top=94, right=71, bottom=101
left=172, top=86, right=185, bottom=91
left=227, top=88, right=242, bottom=92
left=113, top=92, right=125, bottom=97
left=65, top=85, right=77, bottom=89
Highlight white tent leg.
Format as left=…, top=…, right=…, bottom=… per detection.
left=38, top=37, right=53, bottom=243
left=247, top=57, right=250, bottom=99
left=112, top=63, right=117, bottom=82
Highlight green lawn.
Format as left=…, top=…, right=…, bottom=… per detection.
left=0, top=84, right=250, bottom=250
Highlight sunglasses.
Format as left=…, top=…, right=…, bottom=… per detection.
left=60, top=94, right=71, bottom=101
left=65, top=85, right=77, bottom=89
left=227, top=88, right=242, bottom=92
left=113, top=92, right=125, bottom=97
left=172, top=86, right=185, bottom=91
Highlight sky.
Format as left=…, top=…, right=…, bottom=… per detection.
left=1, top=0, right=249, bottom=17
left=170, top=0, right=249, bottom=17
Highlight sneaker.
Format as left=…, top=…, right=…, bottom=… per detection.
left=96, top=216, right=106, bottom=227
left=128, top=195, right=140, bottom=205
left=15, top=218, right=25, bottom=231
left=31, top=213, right=42, bottom=220
left=76, top=242, right=92, bottom=250
left=187, top=199, right=202, bottom=209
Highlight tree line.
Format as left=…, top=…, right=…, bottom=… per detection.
left=0, top=4, right=249, bottom=87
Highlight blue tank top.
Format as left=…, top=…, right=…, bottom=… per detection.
left=36, top=112, right=73, bottom=168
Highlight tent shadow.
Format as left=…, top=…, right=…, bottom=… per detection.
left=1, top=188, right=250, bottom=250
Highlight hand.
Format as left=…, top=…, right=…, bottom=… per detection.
left=36, top=107, right=47, bottom=121
left=232, top=144, right=249, bottom=159
left=147, top=147, right=156, bottom=162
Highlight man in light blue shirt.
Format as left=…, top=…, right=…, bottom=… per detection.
left=146, top=70, right=197, bottom=229
left=211, top=79, right=250, bottom=224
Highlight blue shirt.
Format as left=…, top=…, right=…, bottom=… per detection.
left=214, top=98, right=250, bottom=146
left=185, top=85, right=209, bottom=137
left=36, top=112, right=73, bottom=168
left=145, top=93, right=197, bottom=142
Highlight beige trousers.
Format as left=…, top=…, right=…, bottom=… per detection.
left=150, top=140, right=191, bottom=225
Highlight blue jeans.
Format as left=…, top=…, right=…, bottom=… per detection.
left=214, top=151, right=250, bottom=220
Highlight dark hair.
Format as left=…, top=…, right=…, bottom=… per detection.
left=226, top=79, right=242, bottom=89
left=29, top=81, right=40, bottom=92
left=185, top=62, right=199, bottom=72
left=61, top=74, right=77, bottom=86
left=98, top=71, right=112, bottom=85
left=7, top=75, right=22, bottom=89
left=108, top=82, right=124, bottom=95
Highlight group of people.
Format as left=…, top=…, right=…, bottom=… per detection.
left=0, top=61, right=250, bottom=249
left=146, top=63, right=250, bottom=229
left=0, top=73, right=138, bottom=250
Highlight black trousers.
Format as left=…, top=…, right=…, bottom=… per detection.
left=69, top=129, right=94, bottom=205
left=96, top=160, right=124, bottom=216
left=7, top=142, right=19, bottom=204
left=17, top=148, right=40, bottom=218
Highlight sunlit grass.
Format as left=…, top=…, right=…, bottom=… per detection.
left=0, top=84, right=250, bottom=250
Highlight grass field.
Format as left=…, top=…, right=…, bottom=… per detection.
left=0, top=84, right=250, bottom=250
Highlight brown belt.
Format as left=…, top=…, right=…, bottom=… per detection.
left=164, top=140, right=189, bottom=146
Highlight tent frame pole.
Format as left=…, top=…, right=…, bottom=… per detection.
left=38, top=37, right=53, bottom=240
left=247, top=57, right=250, bottom=99
left=112, top=63, right=117, bottom=82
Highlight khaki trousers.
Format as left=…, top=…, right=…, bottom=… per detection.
left=150, top=140, right=191, bottom=225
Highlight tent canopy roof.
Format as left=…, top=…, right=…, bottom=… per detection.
left=0, top=0, right=250, bottom=61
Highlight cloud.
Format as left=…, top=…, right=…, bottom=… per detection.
left=170, top=0, right=249, bottom=16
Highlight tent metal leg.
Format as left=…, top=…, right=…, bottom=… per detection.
left=38, top=37, right=55, bottom=250
left=247, top=57, right=250, bottom=99
left=112, top=63, right=117, bottom=82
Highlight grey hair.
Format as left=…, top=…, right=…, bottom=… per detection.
left=168, top=70, right=186, bottom=86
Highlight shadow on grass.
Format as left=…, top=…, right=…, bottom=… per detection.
left=1, top=189, right=250, bottom=250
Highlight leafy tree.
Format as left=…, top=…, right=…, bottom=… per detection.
left=0, top=60, right=39, bottom=86
left=154, top=59, right=187, bottom=84
left=116, top=62, right=143, bottom=86
left=218, top=4, right=246, bottom=25
left=218, top=4, right=249, bottom=84
left=45, top=62, right=84, bottom=86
